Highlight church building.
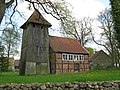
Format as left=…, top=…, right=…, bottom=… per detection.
left=19, top=10, right=89, bottom=75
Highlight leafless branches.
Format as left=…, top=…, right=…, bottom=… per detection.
left=6, top=0, right=14, bottom=8
left=25, top=0, right=66, bottom=21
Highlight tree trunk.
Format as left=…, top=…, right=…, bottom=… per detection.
left=0, top=0, right=14, bottom=24
left=0, top=1, right=6, bottom=24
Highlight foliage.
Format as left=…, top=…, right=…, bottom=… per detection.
left=0, top=42, right=5, bottom=57
left=85, top=47, right=94, bottom=56
left=0, top=39, right=9, bottom=73
left=0, top=57, right=9, bottom=72
left=0, top=69, right=120, bottom=83
left=0, top=28, right=21, bottom=57
left=92, top=64, right=114, bottom=70
left=110, top=0, right=120, bottom=48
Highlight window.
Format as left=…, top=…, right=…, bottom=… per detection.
left=70, top=54, right=73, bottom=60
left=62, top=53, right=84, bottom=61
left=76, top=55, right=79, bottom=60
left=79, top=55, right=84, bottom=61
left=33, top=24, right=35, bottom=27
left=62, top=54, right=67, bottom=60
left=74, top=55, right=77, bottom=60
left=41, top=26, right=44, bottom=29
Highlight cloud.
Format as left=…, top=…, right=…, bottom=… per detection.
left=16, top=0, right=108, bottom=37
left=66, top=0, right=106, bottom=18
left=17, top=0, right=107, bottom=27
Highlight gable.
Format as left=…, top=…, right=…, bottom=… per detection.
left=90, top=50, right=112, bottom=63
left=49, top=36, right=89, bottom=54
left=21, top=10, right=51, bottom=29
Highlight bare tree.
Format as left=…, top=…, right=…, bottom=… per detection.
left=76, top=17, right=93, bottom=46
left=0, top=0, right=72, bottom=26
left=0, top=0, right=14, bottom=24
left=61, top=17, right=93, bottom=46
left=92, top=8, right=120, bottom=67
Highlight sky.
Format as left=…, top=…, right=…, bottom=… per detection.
left=1, top=0, right=111, bottom=59
left=16, top=0, right=110, bottom=36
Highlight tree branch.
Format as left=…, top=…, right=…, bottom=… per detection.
left=6, top=0, right=14, bottom=8
left=91, top=32, right=111, bottom=55
left=9, top=0, right=18, bottom=28
left=25, top=0, right=61, bottom=20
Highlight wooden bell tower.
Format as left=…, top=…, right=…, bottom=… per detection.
left=19, top=10, right=51, bottom=75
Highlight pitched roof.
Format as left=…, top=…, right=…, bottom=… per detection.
left=49, top=36, right=89, bottom=54
left=90, top=50, right=111, bottom=60
left=21, top=10, right=51, bottom=28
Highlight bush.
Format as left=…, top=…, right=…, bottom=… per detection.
left=93, top=64, right=114, bottom=70
left=0, top=57, right=9, bottom=72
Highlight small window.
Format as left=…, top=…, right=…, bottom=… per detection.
left=74, top=55, right=77, bottom=61
left=70, top=54, right=73, bottom=60
left=79, top=55, right=84, bottom=61
left=69, top=54, right=71, bottom=60
left=41, top=26, right=44, bottom=29
left=33, top=24, right=35, bottom=27
left=62, top=53, right=67, bottom=61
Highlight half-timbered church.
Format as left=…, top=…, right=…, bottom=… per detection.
left=19, top=10, right=89, bottom=75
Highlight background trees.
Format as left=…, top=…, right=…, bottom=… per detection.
left=0, top=28, right=21, bottom=58
left=110, top=0, right=120, bottom=48
left=0, top=42, right=8, bottom=72
left=0, top=28, right=20, bottom=72
left=92, top=8, right=120, bottom=67
left=60, top=16, right=93, bottom=46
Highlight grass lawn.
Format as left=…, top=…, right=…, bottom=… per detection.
left=0, top=69, right=120, bottom=84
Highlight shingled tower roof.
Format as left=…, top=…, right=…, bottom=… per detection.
left=21, top=10, right=52, bottom=29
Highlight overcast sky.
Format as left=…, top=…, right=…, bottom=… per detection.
left=44, top=0, right=110, bottom=40
left=17, top=0, right=110, bottom=28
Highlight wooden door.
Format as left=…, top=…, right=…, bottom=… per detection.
left=74, top=63, right=80, bottom=72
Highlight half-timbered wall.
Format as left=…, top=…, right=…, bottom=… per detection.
left=50, top=52, right=89, bottom=74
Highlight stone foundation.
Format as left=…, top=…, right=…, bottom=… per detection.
left=0, top=81, right=120, bottom=90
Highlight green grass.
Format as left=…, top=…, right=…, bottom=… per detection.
left=0, top=69, right=120, bottom=84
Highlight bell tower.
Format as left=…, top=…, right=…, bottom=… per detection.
left=19, top=10, right=51, bottom=75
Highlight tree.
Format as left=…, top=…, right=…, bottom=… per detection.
left=92, top=8, right=120, bottom=67
left=76, top=17, right=93, bottom=46
left=61, top=17, right=93, bottom=46
left=57, top=1, right=93, bottom=46
left=0, top=57, right=9, bottom=72
left=0, top=0, right=72, bottom=26
left=0, top=42, right=9, bottom=73
left=0, top=28, right=21, bottom=57
left=0, top=0, right=14, bottom=24
left=110, top=0, right=120, bottom=48
left=0, top=42, right=5, bottom=57
left=85, top=47, right=94, bottom=56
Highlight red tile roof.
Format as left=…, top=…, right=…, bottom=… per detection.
left=21, top=10, right=51, bottom=29
left=49, top=36, right=89, bottom=54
